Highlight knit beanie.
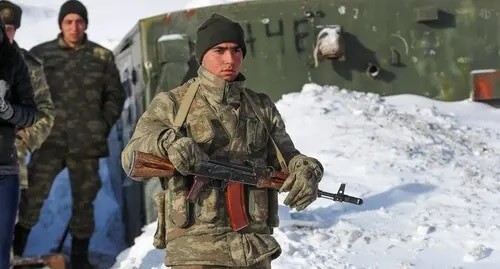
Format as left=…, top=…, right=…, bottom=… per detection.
left=58, top=0, right=88, bottom=28
left=195, top=13, right=246, bottom=63
left=0, top=1, right=22, bottom=29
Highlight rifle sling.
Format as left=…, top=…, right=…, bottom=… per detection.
left=173, top=81, right=199, bottom=131
left=243, top=89, right=289, bottom=173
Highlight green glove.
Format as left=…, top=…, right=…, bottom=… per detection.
left=166, top=137, right=208, bottom=175
left=280, top=155, right=323, bottom=211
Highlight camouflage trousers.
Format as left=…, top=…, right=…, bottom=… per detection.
left=17, top=143, right=101, bottom=238
left=171, top=258, right=271, bottom=269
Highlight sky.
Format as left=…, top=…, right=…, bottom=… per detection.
left=11, top=0, right=500, bottom=269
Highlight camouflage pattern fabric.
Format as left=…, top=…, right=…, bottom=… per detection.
left=166, top=137, right=209, bottom=175
left=16, top=34, right=124, bottom=238
left=121, top=66, right=322, bottom=267
left=17, top=141, right=101, bottom=238
left=14, top=44, right=54, bottom=189
left=30, top=34, right=125, bottom=158
left=171, top=258, right=271, bottom=269
left=281, top=154, right=323, bottom=211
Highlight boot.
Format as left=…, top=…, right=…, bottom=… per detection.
left=13, top=224, right=31, bottom=257
left=71, top=237, right=94, bottom=269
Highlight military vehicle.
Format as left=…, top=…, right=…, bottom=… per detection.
left=108, top=0, right=500, bottom=244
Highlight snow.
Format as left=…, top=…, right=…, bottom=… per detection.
left=12, top=0, right=500, bottom=268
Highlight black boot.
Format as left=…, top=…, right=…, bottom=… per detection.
left=13, top=224, right=31, bottom=257
left=71, top=237, right=94, bottom=269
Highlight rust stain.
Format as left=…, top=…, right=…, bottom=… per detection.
left=185, top=9, right=196, bottom=20
left=163, top=14, right=172, bottom=24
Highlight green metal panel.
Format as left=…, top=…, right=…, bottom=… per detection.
left=129, top=0, right=499, bottom=102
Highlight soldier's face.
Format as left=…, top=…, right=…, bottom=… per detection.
left=61, top=13, right=86, bottom=46
left=4, top=24, right=15, bottom=44
left=202, top=42, right=243, bottom=81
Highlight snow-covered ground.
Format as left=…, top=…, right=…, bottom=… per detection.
left=112, top=84, right=500, bottom=269
left=12, top=0, right=500, bottom=268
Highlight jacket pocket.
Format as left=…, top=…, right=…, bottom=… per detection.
left=248, top=187, right=268, bottom=223
left=195, top=187, right=220, bottom=223
left=188, top=117, right=215, bottom=144
left=153, top=191, right=167, bottom=249
left=246, top=118, right=268, bottom=154
left=167, top=176, right=190, bottom=228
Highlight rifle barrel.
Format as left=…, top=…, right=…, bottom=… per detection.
left=318, top=190, right=364, bottom=205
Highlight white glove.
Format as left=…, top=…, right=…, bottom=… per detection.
left=0, top=79, right=9, bottom=111
left=0, top=79, right=13, bottom=119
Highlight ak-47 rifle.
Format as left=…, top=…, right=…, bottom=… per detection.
left=127, top=151, right=363, bottom=231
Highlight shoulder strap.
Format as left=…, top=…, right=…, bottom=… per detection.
left=173, top=81, right=199, bottom=131
left=243, top=89, right=289, bottom=173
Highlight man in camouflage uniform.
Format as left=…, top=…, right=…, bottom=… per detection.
left=0, top=0, right=55, bottom=192
left=14, top=1, right=125, bottom=268
left=121, top=14, right=323, bottom=268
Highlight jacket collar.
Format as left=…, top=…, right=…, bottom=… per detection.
left=57, top=33, right=88, bottom=50
left=197, top=66, right=245, bottom=106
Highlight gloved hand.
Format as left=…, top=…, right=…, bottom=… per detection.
left=280, top=155, right=323, bottom=211
left=0, top=79, right=13, bottom=118
left=166, top=137, right=208, bottom=175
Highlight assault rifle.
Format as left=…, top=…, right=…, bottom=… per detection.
left=128, top=151, right=363, bottom=231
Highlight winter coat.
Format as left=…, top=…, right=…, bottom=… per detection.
left=30, top=34, right=125, bottom=157
left=0, top=26, right=38, bottom=175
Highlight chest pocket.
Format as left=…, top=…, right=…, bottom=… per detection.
left=246, top=117, right=268, bottom=155
left=82, top=57, right=106, bottom=83
left=187, top=116, right=215, bottom=153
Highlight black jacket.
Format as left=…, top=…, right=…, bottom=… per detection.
left=0, top=22, right=38, bottom=175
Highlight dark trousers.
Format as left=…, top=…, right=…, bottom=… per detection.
left=18, top=145, right=101, bottom=239
left=0, top=174, right=19, bottom=269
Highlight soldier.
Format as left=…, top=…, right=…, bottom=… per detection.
left=121, top=14, right=323, bottom=268
left=0, top=17, right=38, bottom=269
left=13, top=1, right=125, bottom=268
left=0, top=0, right=55, bottom=193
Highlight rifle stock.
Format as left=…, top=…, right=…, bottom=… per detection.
left=128, top=151, right=176, bottom=179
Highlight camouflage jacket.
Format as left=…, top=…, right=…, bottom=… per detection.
left=122, top=67, right=302, bottom=267
left=30, top=34, right=125, bottom=157
left=14, top=42, right=54, bottom=188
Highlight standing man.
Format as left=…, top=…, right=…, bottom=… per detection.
left=14, top=1, right=125, bottom=268
left=121, top=13, right=323, bottom=268
left=0, top=0, right=55, bottom=193
left=0, top=16, right=38, bottom=268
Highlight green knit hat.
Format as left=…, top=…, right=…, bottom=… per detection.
left=195, top=13, right=247, bottom=63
